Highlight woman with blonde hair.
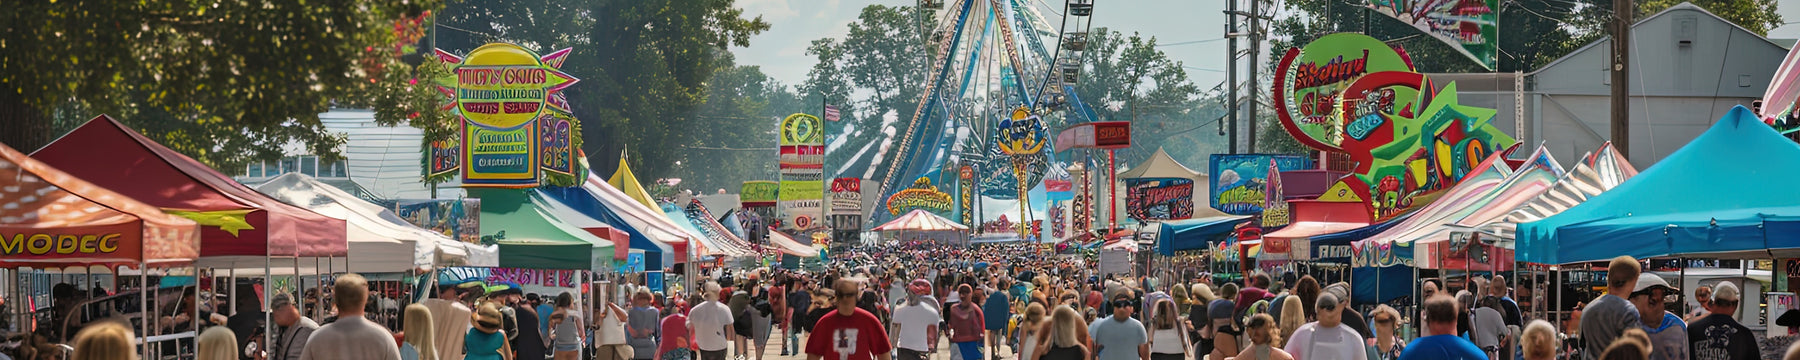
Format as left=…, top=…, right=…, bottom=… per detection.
left=72, top=321, right=138, bottom=360
left=1031, top=305, right=1089, bottom=360
left=402, top=303, right=440, bottom=360
left=1275, top=296, right=1304, bottom=348
left=195, top=326, right=237, bottom=360
left=1520, top=320, right=1557, bottom=360
left=1232, top=313, right=1293, bottom=360
left=1017, top=303, right=1048, bottom=360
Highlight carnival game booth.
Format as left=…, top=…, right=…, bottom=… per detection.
left=34, top=115, right=348, bottom=353
left=1149, top=215, right=1250, bottom=278
left=1518, top=107, right=1800, bottom=328
left=0, top=142, right=201, bottom=356
left=873, top=209, right=972, bottom=245
left=256, top=173, right=498, bottom=273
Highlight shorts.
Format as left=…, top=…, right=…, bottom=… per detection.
left=556, top=343, right=583, bottom=352
left=898, top=348, right=928, bottom=360
left=700, top=349, right=727, bottom=360
left=1151, top=353, right=1184, bottom=360
left=956, top=341, right=982, bottom=360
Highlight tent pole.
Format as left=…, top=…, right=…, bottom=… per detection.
left=265, top=257, right=274, bottom=353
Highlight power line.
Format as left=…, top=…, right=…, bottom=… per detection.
left=686, top=146, right=778, bottom=151
left=1156, top=38, right=1229, bottom=47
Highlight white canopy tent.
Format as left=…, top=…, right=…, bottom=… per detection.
left=256, top=173, right=497, bottom=272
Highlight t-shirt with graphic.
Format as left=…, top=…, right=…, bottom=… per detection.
left=1687, top=314, right=1757, bottom=360
left=806, top=308, right=893, bottom=360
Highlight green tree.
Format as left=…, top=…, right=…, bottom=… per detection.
left=437, top=0, right=770, bottom=182
left=676, top=54, right=798, bottom=193
left=1, top=0, right=441, bottom=169
left=1569, top=0, right=1782, bottom=45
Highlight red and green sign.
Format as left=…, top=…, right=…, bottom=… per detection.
left=1274, top=33, right=1416, bottom=152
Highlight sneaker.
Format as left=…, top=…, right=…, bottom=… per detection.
left=779, top=352, right=789, bottom=356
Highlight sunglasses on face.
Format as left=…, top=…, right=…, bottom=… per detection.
left=1318, top=304, right=1337, bottom=312
left=1112, top=300, right=1136, bottom=308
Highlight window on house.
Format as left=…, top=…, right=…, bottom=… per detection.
left=300, top=156, right=317, bottom=176
left=247, top=161, right=265, bottom=177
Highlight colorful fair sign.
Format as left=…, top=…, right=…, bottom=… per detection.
left=1207, top=154, right=1314, bottom=215
left=740, top=181, right=780, bottom=207
left=430, top=43, right=582, bottom=187
left=1273, top=33, right=1416, bottom=152
left=887, top=177, right=954, bottom=216
left=778, top=113, right=826, bottom=230
left=1364, top=0, right=1499, bottom=70
left=1273, top=33, right=1516, bottom=220
left=1124, top=178, right=1194, bottom=221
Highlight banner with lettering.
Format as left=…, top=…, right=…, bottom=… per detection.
left=1208, top=155, right=1314, bottom=215
left=395, top=198, right=483, bottom=244
left=1125, top=178, right=1194, bottom=221
left=1364, top=0, right=1499, bottom=70
left=438, top=266, right=583, bottom=297
left=779, top=113, right=825, bottom=230
left=830, top=178, right=862, bottom=216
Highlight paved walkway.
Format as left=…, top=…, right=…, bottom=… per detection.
left=729, top=332, right=1017, bottom=360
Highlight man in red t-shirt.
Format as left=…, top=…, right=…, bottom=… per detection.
left=808, top=279, right=893, bottom=360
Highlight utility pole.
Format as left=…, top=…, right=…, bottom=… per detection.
left=1226, top=0, right=1239, bottom=154
left=1247, top=0, right=1260, bottom=153
left=1611, top=0, right=1632, bottom=159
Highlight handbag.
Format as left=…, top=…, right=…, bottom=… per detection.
left=614, top=344, right=636, bottom=360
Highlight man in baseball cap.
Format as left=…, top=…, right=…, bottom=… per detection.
left=1627, top=273, right=1686, bottom=360
left=1687, top=282, right=1756, bottom=360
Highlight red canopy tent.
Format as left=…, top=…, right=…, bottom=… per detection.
left=0, top=142, right=201, bottom=269
left=32, top=116, right=348, bottom=268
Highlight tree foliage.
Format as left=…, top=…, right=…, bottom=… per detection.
left=1, top=0, right=440, bottom=170
left=1070, top=28, right=1219, bottom=167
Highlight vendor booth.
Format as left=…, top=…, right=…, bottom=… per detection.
left=256, top=173, right=498, bottom=272
left=468, top=188, right=617, bottom=271
left=0, top=142, right=202, bottom=350
left=1517, top=107, right=1800, bottom=263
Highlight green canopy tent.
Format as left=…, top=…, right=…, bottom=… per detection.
left=470, top=188, right=617, bottom=271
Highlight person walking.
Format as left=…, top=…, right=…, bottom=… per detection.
left=1281, top=293, right=1367, bottom=360
left=1209, top=283, right=1241, bottom=360
left=546, top=293, right=584, bottom=360
left=805, top=279, right=893, bottom=360
left=199, top=326, right=239, bottom=360
left=1469, top=296, right=1509, bottom=359
left=785, top=280, right=815, bottom=356
left=1032, top=305, right=1089, bottom=360
left=1579, top=256, right=1642, bottom=360
left=658, top=299, right=694, bottom=360
left=595, top=292, right=632, bottom=360
left=1232, top=314, right=1293, bottom=360
left=1520, top=321, right=1557, bottom=360
left=468, top=303, right=515, bottom=360
left=1367, top=305, right=1405, bottom=360
left=298, top=274, right=403, bottom=360
left=947, top=284, right=987, bottom=360
left=690, top=282, right=736, bottom=360
left=422, top=284, right=473, bottom=360
left=891, top=291, right=942, bottom=360
left=497, top=289, right=546, bottom=360
left=627, top=290, right=662, bottom=360
left=1622, top=273, right=1686, bottom=360
left=1144, top=299, right=1190, bottom=360
left=1396, top=295, right=1484, bottom=360
left=1088, top=292, right=1147, bottom=360
left=984, top=278, right=1012, bottom=359
left=401, top=304, right=440, bottom=360
left=1687, top=281, right=1759, bottom=360
left=748, top=281, right=774, bottom=360
left=1015, top=304, right=1046, bottom=360
left=268, top=294, right=320, bottom=360
left=1683, top=286, right=1712, bottom=323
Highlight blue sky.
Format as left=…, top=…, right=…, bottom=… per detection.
left=730, top=0, right=1237, bottom=89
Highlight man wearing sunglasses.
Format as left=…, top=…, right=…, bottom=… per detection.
left=1282, top=293, right=1367, bottom=360
left=1626, top=273, right=1687, bottom=360
left=1088, top=293, right=1148, bottom=360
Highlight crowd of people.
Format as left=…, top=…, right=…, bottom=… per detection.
left=19, top=243, right=1800, bottom=360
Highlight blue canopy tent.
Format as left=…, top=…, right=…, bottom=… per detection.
left=541, top=187, right=676, bottom=269
left=1153, top=215, right=1251, bottom=256
left=1517, top=106, right=1800, bottom=264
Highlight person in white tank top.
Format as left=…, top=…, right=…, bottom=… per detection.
left=1145, top=299, right=1191, bottom=360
